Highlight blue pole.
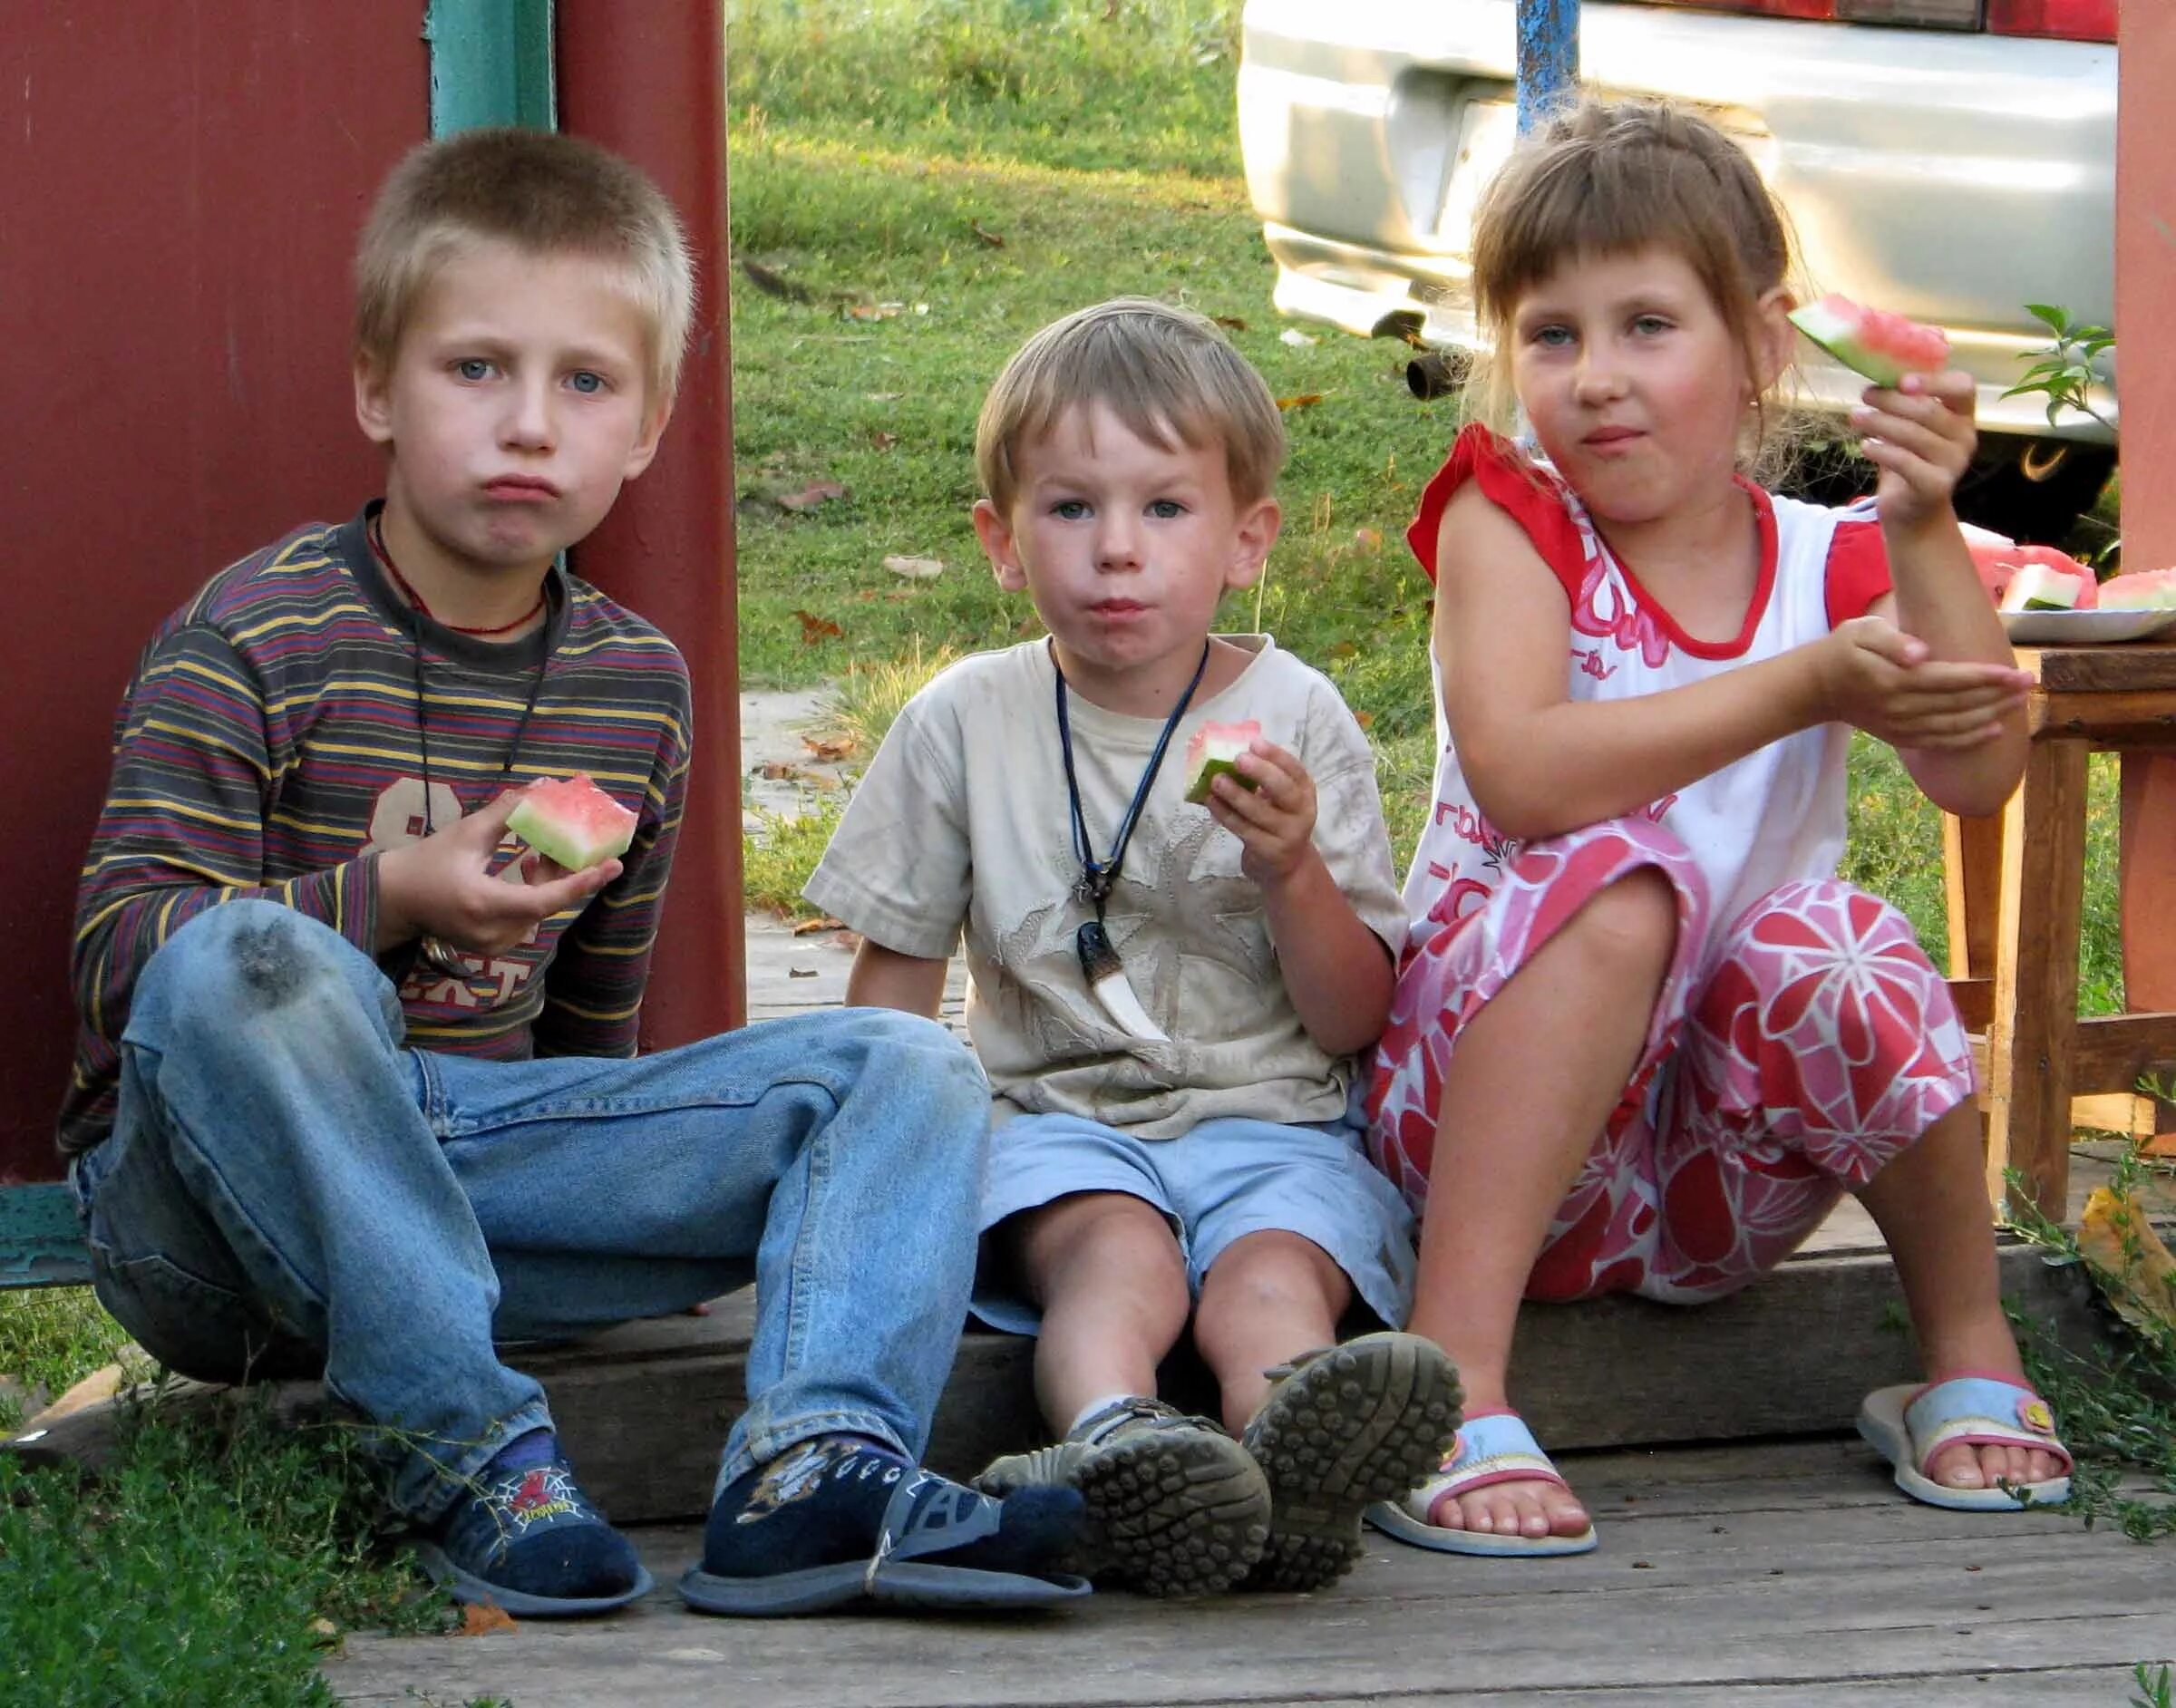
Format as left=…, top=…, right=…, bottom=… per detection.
left=1516, top=0, right=1580, bottom=134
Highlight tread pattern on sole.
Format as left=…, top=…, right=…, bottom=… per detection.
left=1241, top=1332, right=1463, bottom=1593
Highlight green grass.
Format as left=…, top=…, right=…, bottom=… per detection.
left=723, top=0, right=2125, bottom=1011
left=0, top=1287, right=138, bottom=1431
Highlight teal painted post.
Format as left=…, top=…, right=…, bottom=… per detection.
left=426, top=0, right=558, bottom=134
left=0, top=1184, right=91, bottom=1288
left=1516, top=0, right=1579, bottom=134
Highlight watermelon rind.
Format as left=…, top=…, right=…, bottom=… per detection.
left=2097, top=572, right=2176, bottom=613
left=1788, top=299, right=1932, bottom=391
left=1997, top=562, right=2088, bottom=616
left=1184, top=755, right=1258, bottom=806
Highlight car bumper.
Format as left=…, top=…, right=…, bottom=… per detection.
left=1239, top=0, right=2117, bottom=441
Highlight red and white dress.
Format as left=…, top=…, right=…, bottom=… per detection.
left=1365, top=425, right=1976, bottom=1303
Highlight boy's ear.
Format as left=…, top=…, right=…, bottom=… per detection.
left=354, top=351, right=396, bottom=448
left=973, top=498, right=1029, bottom=592
left=1221, top=495, right=1282, bottom=592
left=621, top=397, right=675, bottom=482
left=1753, top=286, right=1798, bottom=397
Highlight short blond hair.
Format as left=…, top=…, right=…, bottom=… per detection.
left=976, top=299, right=1286, bottom=516
left=355, top=128, right=694, bottom=404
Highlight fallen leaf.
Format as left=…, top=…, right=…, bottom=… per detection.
left=756, top=761, right=802, bottom=781
left=1353, top=709, right=1375, bottom=730
left=1354, top=527, right=1383, bottom=549
left=883, top=554, right=946, bottom=580
left=740, top=257, right=812, bottom=303
left=458, top=1601, right=519, bottom=1637
left=971, top=219, right=1006, bottom=248
left=1279, top=328, right=1316, bottom=347
left=1275, top=392, right=1326, bottom=412
left=309, top=1618, right=340, bottom=1645
left=866, top=391, right=904, bottom=403
left=802, top=734, right=859, bottom=762
left=793, top=609, right=844, bottom=645
left=789, top=966, right=819, bottom=979
left=1213, top=315, right=1249, bottom=332
left=846, top=302, right=903, bottom=322
left=869, top=430, right=899, bottom=451
left=1327, top=639, right=1359, bottom=660
left=775, top=480, right=847, bottom=514
left=792, top=916, right=846, bottom=936
left=2077, top=1187, right=2176, bottom=1345
left=829, top=929, right=865, bottom=950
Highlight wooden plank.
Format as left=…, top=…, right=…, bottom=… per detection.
left=1948, top=975, right=1991, bottom=1034
left=1985, top=738, right=2089, bottom=1218
left=2069, top=1011, right=2176, bottom=1096
left=2030, top=691, right=2176, bottom=744
left=1940, top=813, right=2002, bottom=981
left=2026, top=639, right=2176, bottom=694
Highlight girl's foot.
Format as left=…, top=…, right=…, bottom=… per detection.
left=1916, top=1366, right=2067, bottom=1492
left=1369, top=1410, right=1598, bottom=1558
left=1860, top=1373, right=2074, bottom=1511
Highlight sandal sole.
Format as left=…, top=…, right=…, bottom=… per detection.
left=1243, top=1333, right=1463, bottom=1592
left=1072, top=1426, right=1271, bottom=1597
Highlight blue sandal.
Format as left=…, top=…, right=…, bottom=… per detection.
left=1858, top=1374, right=2073, bottom=1511
left=678, top=1467, right=1093, bottom=1616
left=1365, top=1410, right=1598, bottom=1558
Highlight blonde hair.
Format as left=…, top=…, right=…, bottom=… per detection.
left=355, top=128, right=694, bottom=405
left=976, top=298, right=1287, bottom=515
left=1467, top=100, right=1797, bottom=463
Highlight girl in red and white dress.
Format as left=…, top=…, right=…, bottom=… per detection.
left=1365, top=100, right=2074, bottom=1557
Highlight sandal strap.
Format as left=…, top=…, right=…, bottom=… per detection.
left=1903, top=1376, right=2074, bottom=1479
left=865, top=1470, right=1005, bottom=1590
left=1413, top=1410, right=1570, bottom=1507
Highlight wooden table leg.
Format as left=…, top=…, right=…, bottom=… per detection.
left=2122, top=754, right=2176, bottom=1139
left=1986, top=739, right=2089, bottom=1219
left=1942, top=812, right=2003, bottom=982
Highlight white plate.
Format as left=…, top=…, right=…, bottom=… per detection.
left=1999, top=607, right=2176, bottom=645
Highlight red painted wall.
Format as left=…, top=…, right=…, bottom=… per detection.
left=0, top=11, right=429, bottom=1179
left=2116, top=5, right=2176, bottom=1028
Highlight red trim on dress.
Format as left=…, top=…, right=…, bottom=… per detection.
left=1822, top=518, right=1893, bottom=628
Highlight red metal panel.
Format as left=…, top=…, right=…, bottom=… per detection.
left=0, top=9, right=429, bottom=1180
left=2115, top=7, right=2176, bottom=1035
left=557, top=3, right=746, bottom=1048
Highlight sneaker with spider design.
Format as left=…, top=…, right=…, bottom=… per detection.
left=974, top=1396, right=1270, bottom=1596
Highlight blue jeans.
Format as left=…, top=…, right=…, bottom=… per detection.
left=70, top=899, right=990, bottom=1524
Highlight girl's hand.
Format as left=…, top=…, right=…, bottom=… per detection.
left=1853, top=369, right=1977, bottom=529
left=1207, top=739, right=1319, bottom=888
left=1815, top=617, right=2032, bottom=750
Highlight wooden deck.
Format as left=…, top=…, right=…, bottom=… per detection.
left=327, top=1437, right=2174, bottom=1705
left=311, top=915, right=2176, bottom=1704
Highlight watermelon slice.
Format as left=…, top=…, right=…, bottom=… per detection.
left=507, top=773, right=638, bottom=869
left=2096, top=569, right=2176, bottom=612
left=1183, top=720, right=1261, bottom=804
left=1788, top=294, right=1950, bottom=389
left=1998, top=561, right=2093, bottom=614
left=1971, top=541, right=2097, bottom=609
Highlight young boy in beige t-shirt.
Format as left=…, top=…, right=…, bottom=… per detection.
left=806, top=299, right=1461, bottom=1597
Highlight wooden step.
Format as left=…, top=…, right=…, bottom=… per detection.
left=9, top=1238, right=2110, bottom=1525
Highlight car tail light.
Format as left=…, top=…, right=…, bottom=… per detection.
left=1835, top=0, right=1979, bottom=23
left=1984, top=0, right=2117, bottom=40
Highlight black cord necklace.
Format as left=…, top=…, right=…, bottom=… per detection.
left=1052, top=637, right=1210, bottom=1041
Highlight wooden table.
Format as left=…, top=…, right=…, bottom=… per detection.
left=1944, top=635, right=2176, bottom=1218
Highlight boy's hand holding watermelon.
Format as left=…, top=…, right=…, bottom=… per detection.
left=375, top=781, right=628, bottom=957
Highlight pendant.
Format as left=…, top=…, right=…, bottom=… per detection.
left=419, top=936, right=471, bottom=977
left=1076, top=921, right=1169, bottom=1043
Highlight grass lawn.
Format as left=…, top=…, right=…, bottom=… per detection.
left=720, top=0, right=2125, bottom=1014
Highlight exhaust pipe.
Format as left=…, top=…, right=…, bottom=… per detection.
left=1407, top=351, right=1466, bottom=402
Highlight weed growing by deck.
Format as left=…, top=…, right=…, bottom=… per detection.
left=0, top=1286, right=137, bottom=1431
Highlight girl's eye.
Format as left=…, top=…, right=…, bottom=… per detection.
left=1631, top=315, right=1673, bottom=337
left=455, top=358, right=496, bottom=382
left=1052, top=500, right=1090, bottom=521
left=568, top=370, right=607, bottom=395
left=1530, top=325, right=1574, bottom=349
left=1148, top=500, right=1185, bottom=519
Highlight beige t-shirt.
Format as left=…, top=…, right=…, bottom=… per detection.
left=804, top=636, right=1405, bottom=1139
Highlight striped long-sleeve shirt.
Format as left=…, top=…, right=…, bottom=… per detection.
left=61, top=506, right=694, bottom=1157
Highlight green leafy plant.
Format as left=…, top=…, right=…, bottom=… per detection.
left=2004, top=303, right=2116, bottom=436
left=2133, top=1661, right=2173, bottom=1708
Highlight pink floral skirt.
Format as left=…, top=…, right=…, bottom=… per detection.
left=1365, top=819, right=1975, bottom=1304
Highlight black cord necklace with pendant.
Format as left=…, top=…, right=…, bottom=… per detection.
left=1053, top=638, right=1210, bottom=1043
left=370, top=511, right=553, bottom=977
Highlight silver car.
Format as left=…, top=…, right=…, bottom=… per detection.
left=1238, top=0, right=2117, bottom=539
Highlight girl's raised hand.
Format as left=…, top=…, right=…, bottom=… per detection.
left=1815, top=616, right=2031, bottom=751
left=1852, top=369, right=1977, bottom=529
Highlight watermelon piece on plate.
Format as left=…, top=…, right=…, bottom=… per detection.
left=1970, top=541, right=2097, bottom=609
left=507, top=773, right=639, bottom=870
left=1184, top=719, right=1261, bottom=804
left=1788, top=294, right=1950, bottom=389
left=1998, top=561, right=2093, bottom=614
left=2097, top=569, right=2176, bottom=612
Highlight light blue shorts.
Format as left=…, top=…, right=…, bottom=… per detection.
left=970, top=1109, right=1417, bottom=1334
